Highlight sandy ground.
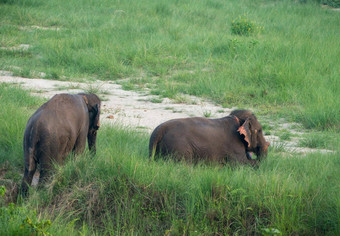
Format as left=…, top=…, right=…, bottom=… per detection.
left=0, top=70, right=333, bottom=155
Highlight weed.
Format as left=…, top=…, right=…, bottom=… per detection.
left=45, top=71, right=60, bottom=80
left=173, top=94, right=194, bottom=104
left=0, top=186, right=52, bottom=236
left=55, top=83, right=82, bottom=91
left=262, top=227, right=282, bottom=236
left=84, top=83, right=109, bottom=95
left=149, top=97, right=163, bottom=103
left=231, top=15, right=263, bottom=36
left=100, top=96, right=109, bottom=101
left=18, top=68, right=32, bottom=78
left=270, top=141, right=286, bottom=153
left=299, top=133, right=328, bottom=149
left=0, top=84, right=42, bottom=166
left=121, top=82, right=136, bottom=91
left=84, top=84, right=101, bottom=94
left=0, top=186, right=5, bottom=197
left=278, top=130, right=292, bottom=141
left=261, top=123, right=273, bottom=135
left=203, top=110, right=212, bottom=118
left=21, top=216, right=51, bottom=236
left=323, top=0, right=340, bottom=8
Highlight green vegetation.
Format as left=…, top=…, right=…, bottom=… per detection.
left=149, top=97, right=163, bottom=103
left=299, top=130, right=339, bottom=149
left=0, top=199, right=52, bottom=236
left=1, top=0, right=340, bottom=235
left=0, top=83, right=43, bottom=168
left=323, top=0, right=340, bottom=8
left=1, top=0, right=340, bottom=130
left=231, top=15, right=263, bottom=36
left=27, top=132, right=340, bottom=235
left=277, top=130, right=292, bottom=141
left=1, top=77, right=340, bottom=236
left=203, top=110, right=212, bottom=118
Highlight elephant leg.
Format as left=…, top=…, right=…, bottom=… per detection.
left=39, top=169, right=51, bottom=186
left=157, top=135, right=195, bottom=161
left=164, top=145, right=193, bottom=162
left=38, top=156, right=54, bottom=185
left=73, top=133, right=86, bottom=155
left=20, top=157, right=37, bottom=197
left=87, top=130, right=98, bottom=154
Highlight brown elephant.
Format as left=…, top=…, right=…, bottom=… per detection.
left=149, top=109, right=269, bottom=165
left=20, top=93, right=101, bottom=196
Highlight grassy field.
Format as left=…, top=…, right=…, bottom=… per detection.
left=0, top=84, right=340, bottom=235
left=1, top=0, right=340, bottom=235
left=1, top=0, right=340, bottom=130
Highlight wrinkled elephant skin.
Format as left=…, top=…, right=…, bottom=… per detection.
left=149, top=109, right=269, bottom=165
left=20, top=93, right=101, bottom=196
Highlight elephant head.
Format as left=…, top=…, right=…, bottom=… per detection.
left=230, top=110, right=269, bottom=160
left=80, top=93, right=101, bottom=153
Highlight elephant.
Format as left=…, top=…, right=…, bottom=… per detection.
left=20, top=93, right=101, bottom=196
left=149, top=109, right=269, bottom=165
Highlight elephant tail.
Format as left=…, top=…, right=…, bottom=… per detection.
left=23, top=124, right=39, bottom=166
left=149, top=125, right=164, bottom=160
left=21, top=124, right=38, bottom=196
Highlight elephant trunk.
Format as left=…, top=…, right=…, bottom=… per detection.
left=256, top=141, right=270, bottom=160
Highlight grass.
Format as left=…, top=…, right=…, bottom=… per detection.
left=277, top=130, right=292, bottom=141
left=12, top=126, right=340, bottom=235
left=149, top=97, right=163, bottom=103
left=172, top=94, right=196, bottom=104
left=299, top=131, right=339, bottom=149
left=1, top=0, right=340, bottom=130
left=203, top=110, right=212, bottom=118
left=1, top=0, right=340, bottom=234
left=1, top=83, right=340, bottom=235
left=84, top=83, right=110, bottom=96
left=0, top=83, right=43, bottom=168
left=55, top=83, right=82, bottom=91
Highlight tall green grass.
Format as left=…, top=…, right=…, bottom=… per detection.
left=1, top=0, right=340, bottom=130
left=0, top=83, right=43, bottom=168
left=0, top=85, right=340, bottom=235
left=23, top=126, right=339, bottom=235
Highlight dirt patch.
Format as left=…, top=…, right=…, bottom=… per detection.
left=0, top=44, right=30, bottom=51
left=0, top=70, right=333, bottom=155
left=321, top=4, right=340, bottom=11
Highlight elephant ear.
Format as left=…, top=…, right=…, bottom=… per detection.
left=82, top=94, right=101, bottom=130
left=237, top=118, right=251, bottom=148
left=93, top=104, right=100, bottom=130
left=82, top=95, right=89, bottom=105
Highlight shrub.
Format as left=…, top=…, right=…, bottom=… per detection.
left=0, top=186, right=51, bottom=235
left=323, top=0, right=340, bottom=7
left=231, top=15, right=263, bottom=36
